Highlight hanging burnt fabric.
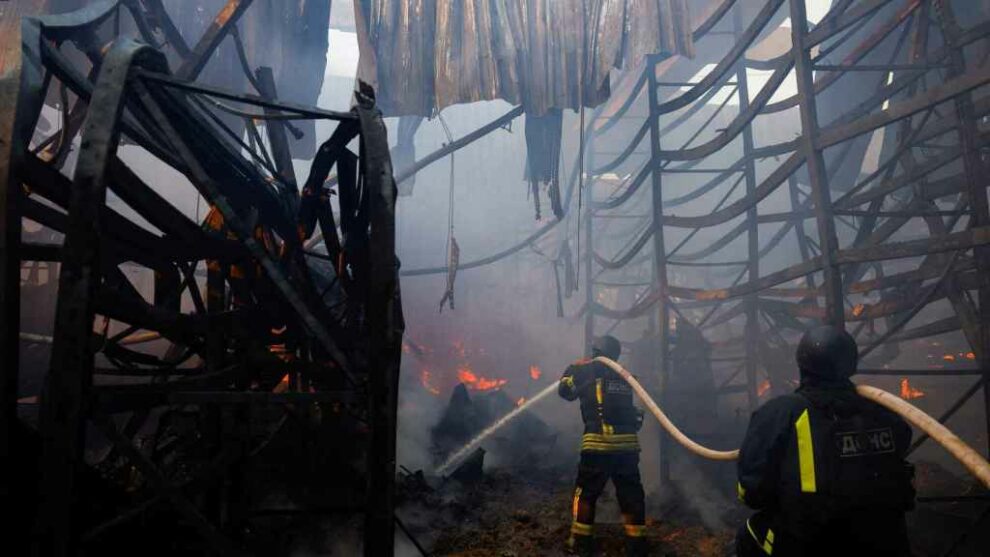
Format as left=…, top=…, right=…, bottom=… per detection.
left=360, top=0, right=695, bottom=118
left=524, top=108, right=563, bottom=219
left=439, top=236, right=460, bottom=312
left=394, top=115, right=423, bottom=196
left=559, top=238, right=576, bottom=298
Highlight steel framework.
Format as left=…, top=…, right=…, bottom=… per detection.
left=386, top=0, right=990, bottom=551
left=2, top=1, right=402, bottom=555
left=579, top=0, right=990, bottom=549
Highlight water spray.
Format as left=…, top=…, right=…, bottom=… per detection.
left=435, top=382, right=559, bottom=477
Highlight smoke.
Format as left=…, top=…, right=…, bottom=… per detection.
left=664, top=452, right=736, bottom=532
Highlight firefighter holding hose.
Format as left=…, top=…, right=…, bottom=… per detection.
left=559, top=335, right=647, bottom=557
left=735, top=325, right=915, bottom=556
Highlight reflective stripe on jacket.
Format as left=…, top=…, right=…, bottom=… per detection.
left=737, top=385, right=914, bottom=542
left=559, top=360, right=642, bottom=453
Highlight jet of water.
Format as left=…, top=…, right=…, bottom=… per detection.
left=434, top=381, right=559, bottom=476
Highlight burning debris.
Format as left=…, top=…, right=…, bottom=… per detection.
left=457, top=367, right=509, bottom=392
left=756, top=380, right=771, bottom=398
left=530, top=365, right=543, bottom=380
left=900, top=378, right=926, bottom=401
left=420, top=368, right=442, bottom=396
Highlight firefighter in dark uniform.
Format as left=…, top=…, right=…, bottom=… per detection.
left=559, top=335, right=646, bottom=557
left=735, top=325, right=915, bottom=557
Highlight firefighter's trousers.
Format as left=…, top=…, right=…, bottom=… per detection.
left=569, top=451, right=645, bottom=552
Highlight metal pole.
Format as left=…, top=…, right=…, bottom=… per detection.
left=789, top=0, right=845, bottom=329
left=35, top=44, right=131, bottom=555
left=0, top=5, right=25, bottom=526
left=357, top=96, right=402, bottom=557
left=933, top=0, right=990, bottom=457
left=735, top=2, right=760, bottom=411
left=646, top=55, right=672, bottom=482
left=583, top=128, right=595, bottom=354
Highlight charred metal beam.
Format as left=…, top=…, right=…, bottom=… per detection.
left=646, top=54, right=673, bottom=483
left=734, top=2, right=761, bottom=412
left=254, top=66, right=298, bottom=191
left=21, top=154, right=236, bottom=265
left=356, top=85, right=404, bottom=557
left=936, top=0, right=990, bottom=457
left=34, top=38, right=136, bottom=556
left=175, top=0, right=254, bottom=82
left=0, top=0, right=29, bottom=522
left=142, top=0, right=193, bottom=59
left=805, top=0, right=892, bottom=46
left=140, top=70, right=355, bottom=121
left=131, top=75, right=354, bottom=373
left=393, top=106, right=523, bottom=185
left=21, top=241, right=61, bottom=262
left=90, top=409, right=241, bottom=555
left=817, top=61, right=990, bottom=149
left=858, top=366, right=980, bottom=376
left=790, top=0, right=844, bottom=327
left=38, top=39, right=181, bottom=167
left=93, top=389, right=356, bottom=412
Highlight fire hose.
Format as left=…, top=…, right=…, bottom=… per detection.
left=594, top=357, right=990, bottom=489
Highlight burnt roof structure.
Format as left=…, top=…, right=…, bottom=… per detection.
left=4, top=0, right=990, bottom=555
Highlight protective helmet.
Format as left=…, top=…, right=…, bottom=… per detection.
left=796, top=325, right=858, bottom=380
left=592, top=335, right=621, bottom=360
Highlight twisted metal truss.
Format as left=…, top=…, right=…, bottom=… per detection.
left=578, top=0, right=990, bottom=524
left=1, top=1, right=402, bottom=555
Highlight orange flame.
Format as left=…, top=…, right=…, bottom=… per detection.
left=942, top=354, right=956, bottom=362
left=529, top=365, right=542, bottom=380
left=965, top=352, right=976, bottom=361
left=900, top=378, right=925, bottom=400
left=420, top=368, right=441, bottom=395
left=457, top=366, right=508, bottom=391
left=457, top=367, right=477, bottom=383
left=757, top=380, right=771, bottom=397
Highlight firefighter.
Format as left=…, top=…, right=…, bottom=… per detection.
left=559, top=335, right=646, bottom=557
left=735, top=325, right=915, bottom=557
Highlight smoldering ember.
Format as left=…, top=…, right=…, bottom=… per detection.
left=3, top=1, right=990, bottom=556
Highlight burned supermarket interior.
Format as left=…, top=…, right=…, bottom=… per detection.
left=4, top=0, right=990, bottom=555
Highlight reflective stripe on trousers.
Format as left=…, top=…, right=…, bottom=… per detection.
left=746, top=518, right=775, bottom=555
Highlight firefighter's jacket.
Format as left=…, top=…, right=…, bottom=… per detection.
left=559, top=359, right=643, bottom=453
left=737, top=381, right=915, bottom=547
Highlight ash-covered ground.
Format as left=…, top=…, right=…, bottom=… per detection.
left=394, top=456, right=988, bottom=557
left=397, top=464, right=738, bottom=557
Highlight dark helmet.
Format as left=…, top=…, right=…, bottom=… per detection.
left=592, top=335, right=621, bottom=360
left=796, top=325, right=858, bottom=380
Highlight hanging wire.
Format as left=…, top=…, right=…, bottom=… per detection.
left=437, top=112, right=456, bottom=267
